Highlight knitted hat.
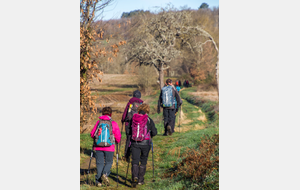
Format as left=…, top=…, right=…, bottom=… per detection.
left=133, top=90, right=141, bottom=98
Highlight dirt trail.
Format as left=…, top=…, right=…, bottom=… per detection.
left=80, top=75, right=210, bottom=188
left=174, top=91, right=207, bottom=133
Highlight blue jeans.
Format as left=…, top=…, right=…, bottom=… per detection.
left=94, top=151, right=114, bottom=182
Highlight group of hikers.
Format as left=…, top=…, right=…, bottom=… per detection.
left=89, top=78, right=184, bottom=188
left=172, top=79, right=190, bottom=88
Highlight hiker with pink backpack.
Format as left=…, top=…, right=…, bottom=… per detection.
left=121, top=90, right=143, bottom=161
left=126, top=103, right=157, bottom=187
left=90, top=107, right=121, bottom=187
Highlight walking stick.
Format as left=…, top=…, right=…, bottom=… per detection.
left=86, top=147, right=93, bottom=184
left=150, top=135, right=155, bottom=182
left=119, top=122, right=124, bottom=157
left=125, top=156, right=130, bottom=186
left=179, top=106, right=181, bottom=133
left=161, top=117, right=164, bottom=135
left=116, top=143, right=119, bottom=187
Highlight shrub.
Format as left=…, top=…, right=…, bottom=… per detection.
left=165, top=134, right=219, bottom=189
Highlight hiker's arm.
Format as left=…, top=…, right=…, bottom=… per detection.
left=125, top=120, right=131, bottom=136
left=149, top=118, right=157, bottom=137
left=174, top=89, right=182, bottom=108
left=121, top=103, right=129, bottom=123
left=157, top=91, right=162, bottom=114
left=112, top=121, right=121, bottom=144
left=90, top=120, right=100, bottom=138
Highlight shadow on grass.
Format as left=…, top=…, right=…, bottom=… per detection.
left=109, top=172, right=132, bottom=188
left=80, top=147, right=94, bottom=156
left=80, top=168, right=97, bottom=175
left=79, top=171, right=132, bottom=188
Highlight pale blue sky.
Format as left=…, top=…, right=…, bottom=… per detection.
left=101, top=0, right=219, bottom=20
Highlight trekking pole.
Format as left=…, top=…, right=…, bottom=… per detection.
left=86, top=147, right=93, bottom=185
left=119, top=122, right=124, bottom=157
left=116, top=143, right=119, bottom=187
left=125, top=156, right=130, bottom=186
left=179, top=106, right=181, bottom=133
left=161, top=117, right=164, bottom=135
left=150, top=135, right=155, bottom=182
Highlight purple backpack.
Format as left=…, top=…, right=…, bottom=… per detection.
left=131, top=114, right=150, bottom=141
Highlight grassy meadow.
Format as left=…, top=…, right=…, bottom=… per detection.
left=80, top=79, right=219, bottom=190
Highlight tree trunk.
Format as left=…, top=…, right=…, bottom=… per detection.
left=159, top=63, right=164, bottom=89
left=215, top=55, right=219, bottom=98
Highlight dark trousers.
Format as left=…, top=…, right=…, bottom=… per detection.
left=163, top=108, right=175, bottom=133
left=94, top=151, right=114, bottom=182
left=131, top=143, right=151, bottom=165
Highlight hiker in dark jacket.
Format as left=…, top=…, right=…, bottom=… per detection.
left=178, top=80, right=181, bottom=87
left=157, top=79, right=182, bottom=136
left=121, top=90, right=143, bottom=160
left=126, top=103, right=157, bottom=187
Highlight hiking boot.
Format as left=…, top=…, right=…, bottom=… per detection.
left=101, top=174, right=110, bottom=186
left=163, top=133, right=168, bottom=136
left=138, top=165, right=146, bottom=185
left=132, top=177, right=138, bottom=188
left=167, top=125, right=172, bottom=136
left=131, top=164, right=139, bottom=188
left=96, top=182, right=102, bottom=187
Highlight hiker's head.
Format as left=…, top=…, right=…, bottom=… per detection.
left=133, top=90, right=141, bottom=99
left=102, top=107, right=112, bottom=117
left=137, top=103, right=150, bottom=115
left=166, top=78, right=172, bottom=85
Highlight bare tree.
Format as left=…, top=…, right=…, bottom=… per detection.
left=180, top=23, right=219, bottom=95
left=125, top=7, right=219, bottom=92
left=80, top=0, right=114, bottom=29
left=80, top=0, right=115, bottom=132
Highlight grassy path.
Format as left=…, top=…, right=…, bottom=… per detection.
left=80, top=88, right=218, bottom=189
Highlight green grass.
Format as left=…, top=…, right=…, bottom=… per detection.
left=180, top=87, right=219, bottom=126
left=145, top=127, right=218, bottom=190
left=80, top=87, right=219, bottom=189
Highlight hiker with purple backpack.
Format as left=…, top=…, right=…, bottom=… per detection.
left=121, top=90, right=143, bottom=160
left=126, top=103, right=157, bottom=187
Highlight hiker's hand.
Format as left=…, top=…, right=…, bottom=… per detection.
left=157, top=108, right=161, bottom=114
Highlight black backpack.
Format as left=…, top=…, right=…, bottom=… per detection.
left=127, top=101, right=142, bottom=121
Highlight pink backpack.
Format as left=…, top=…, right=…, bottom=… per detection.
left=131, top=114, right=150, bottom=141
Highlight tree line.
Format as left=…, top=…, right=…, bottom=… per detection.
left=93, top=5, right=219, bottom=89
left=80, top=1, right=219, bottom=132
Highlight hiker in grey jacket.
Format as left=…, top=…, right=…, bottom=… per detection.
left=157, top=78, right=182, bottom=136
